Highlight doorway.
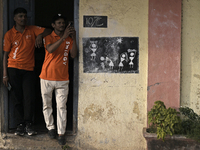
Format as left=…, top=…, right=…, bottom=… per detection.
left=34, top=0, right=75, bottom=133
left=3, top=0, right=78, bottom=135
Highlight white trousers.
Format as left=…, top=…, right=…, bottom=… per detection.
left=40, top=79, right=69, bottom=135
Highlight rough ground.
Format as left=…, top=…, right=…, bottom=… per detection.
left=0, top=132, right=77, bottom=150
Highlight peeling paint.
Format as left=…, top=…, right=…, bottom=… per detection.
left=194, top=74, right=200, bottom=80
left=82, top=102, right=121, bottom=124
left=83, top=104, right=105, bottom=123
left=106, top=101, right=120, bottom=119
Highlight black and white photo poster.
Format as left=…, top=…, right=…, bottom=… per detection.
left=83, top=37, right=139, bottom=73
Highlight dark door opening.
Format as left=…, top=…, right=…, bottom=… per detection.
left=7, top=0, right=75, bottom=134
left=34, top=0, right=75, bottom=133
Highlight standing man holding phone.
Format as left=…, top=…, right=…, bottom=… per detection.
left=40, top=14, right=77, bottom=145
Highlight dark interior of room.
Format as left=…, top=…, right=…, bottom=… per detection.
left=33, top=0, right=74, bottom=132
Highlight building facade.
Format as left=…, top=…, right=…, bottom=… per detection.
left=1, top=0, right=199, bottom=149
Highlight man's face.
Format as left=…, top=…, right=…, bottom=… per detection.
left=52, top=18, right=66, bottom=32
left=14, top=13, right=27, bottom=26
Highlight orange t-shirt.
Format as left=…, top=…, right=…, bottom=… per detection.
left=39, top=31, right=73, bottom=81
left=3, top=25, right=45, bottom=71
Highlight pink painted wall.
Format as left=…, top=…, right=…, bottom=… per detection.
left=147, top=0, right=181, bottom=111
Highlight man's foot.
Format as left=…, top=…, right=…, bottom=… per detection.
left=58, top=135, right=66, bottom=145
left=15, top=124, right=25, bottom=136
left=48, top=129, right=56, bottom=139
left=25, top=123, right=37, bottom=136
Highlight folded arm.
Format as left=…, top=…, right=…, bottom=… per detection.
left=35, top=28, right=52, bottom=48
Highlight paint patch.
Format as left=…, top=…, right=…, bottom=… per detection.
left=133, top=102, right=140, bottom=119
left=83, top=104, right=105, bottom=123
left=194, top=74, right=200, bottom=80
left=106, top=101, right=120, bottom=119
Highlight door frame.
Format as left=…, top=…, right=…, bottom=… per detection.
left=72, top=0, right=79, bottom=134
left=1, top=0, right=79, bottom=135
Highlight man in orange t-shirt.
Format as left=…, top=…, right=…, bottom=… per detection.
left=40, top=14, right=77, bottom=145
left=3, top=7, right=51, bottom=136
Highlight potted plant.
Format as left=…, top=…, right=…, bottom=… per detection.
left=147, top=100, right=182, bottom=140
left=143, top=100, right=200, bottom=150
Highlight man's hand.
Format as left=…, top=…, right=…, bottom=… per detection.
left=3, top=76, right=9, bottom=87
left=62, top=25, right=76, bottom=40
left=35, top=34, right=43, bottom=48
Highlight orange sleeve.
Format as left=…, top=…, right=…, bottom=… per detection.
left=3, top=31, right=11, bottom=52
left=43, top=35, right=52, bottom=49
left=30, top=25, right=45, bottom=37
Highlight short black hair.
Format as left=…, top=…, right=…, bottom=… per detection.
left=14, top=7, right=27, bottom=16
left=52, top=14, right=67, bottom=23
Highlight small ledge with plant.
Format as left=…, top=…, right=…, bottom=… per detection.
left=143, top=100, right=200, bottom=150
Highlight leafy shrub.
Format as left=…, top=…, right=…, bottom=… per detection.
left=179, top=106, right=200, bottom=142
left=147, top=101, right=200, bottom=142
left=148, top=101, right=182, bottom=141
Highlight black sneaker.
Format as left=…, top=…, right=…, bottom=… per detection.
left=15, top=124, right=25, bottom=136
left=48, top=129, right=56, bottom=139
left=25, top=123, right=37, bottom=136
left=58, top=135, right=66, bottom=145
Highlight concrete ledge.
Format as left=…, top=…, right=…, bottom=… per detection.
left=143, top=127, right=200, bottom=150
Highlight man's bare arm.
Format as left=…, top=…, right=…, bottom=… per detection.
left=35, top=28, right=52, bottom=48
left=3, top=51, right=9, bottom=87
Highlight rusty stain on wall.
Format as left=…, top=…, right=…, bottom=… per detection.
left=197, top=88, right=200, bottom=98
left=83, top=101, right=121, bottom=124
left=133, top=101, right=140, bottom=119
left=195, top=101, right=199, bottom=110
left=83, top=104, right=105, bottom=123
left=106, top=101, right=120, bottom=119
left=194, top=74, right=200, bottom=80
left=125, top=121, right=136, bottom=131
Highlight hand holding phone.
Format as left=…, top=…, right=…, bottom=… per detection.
left=68, top=21, right=74, bottom=27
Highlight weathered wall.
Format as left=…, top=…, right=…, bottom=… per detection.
left=76, top=0, right=148, bottom=149
left=181, top=0, right=200, bottom=113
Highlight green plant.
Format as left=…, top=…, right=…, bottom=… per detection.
left=62, top=144, right=71, bottom=150
left=179, top=106, right=200, bottom=142
left=148, top=101, right=182, bottom=141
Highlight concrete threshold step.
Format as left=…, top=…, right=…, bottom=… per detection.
left=0, top=132, right=76, bottom=150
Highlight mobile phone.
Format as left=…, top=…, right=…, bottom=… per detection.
left=68, top=21, right=74, bottom=27
left=7, top=82, right=11, bottom=91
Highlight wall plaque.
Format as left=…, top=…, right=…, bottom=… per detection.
left=83, top=16, right=107, bottom=28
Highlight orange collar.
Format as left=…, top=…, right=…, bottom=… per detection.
left=12, top=25, right=27, bottom=33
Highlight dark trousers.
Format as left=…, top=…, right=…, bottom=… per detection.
left=8, top=68, right=36, bottom=125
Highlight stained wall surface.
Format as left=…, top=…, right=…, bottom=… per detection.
left=76, top=0, right=148, bottom=149
left=181, top=0, right=200, bottom=113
